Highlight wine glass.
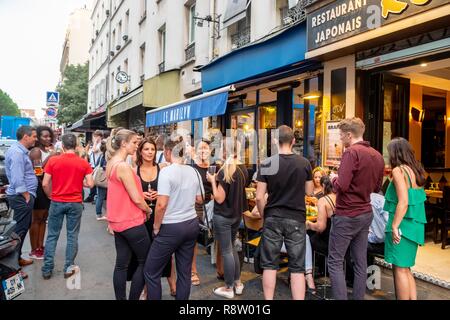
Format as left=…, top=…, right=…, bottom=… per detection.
left=148, top=184, right=154, bottom=206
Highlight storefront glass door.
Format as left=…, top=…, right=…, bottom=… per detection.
left=366, top=73, right=410, bottom=162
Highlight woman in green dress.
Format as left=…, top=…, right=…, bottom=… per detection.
left=384, top=137, right=427, bottom=300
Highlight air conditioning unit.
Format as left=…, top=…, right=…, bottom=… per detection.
left=110, top=51, right=115, bottom=56
left=122, top=35, right=128, bottom=41
left=116, top=45, right=121, bottom=51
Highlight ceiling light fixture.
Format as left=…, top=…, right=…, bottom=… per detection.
left=420, top=63, right=428, bottom=67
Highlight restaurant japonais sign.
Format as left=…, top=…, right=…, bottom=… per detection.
left=307, top=0, right=448, bottom=50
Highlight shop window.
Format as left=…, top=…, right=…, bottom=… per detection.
left=259, top=106, right=277, bottom=160
left=293, top=83, right=305, bottom=156
left=259, top=88, right=277, bottom=104
left=231, top=112, right=256, bottom=167
left=243, top=90, right=257, bottom=107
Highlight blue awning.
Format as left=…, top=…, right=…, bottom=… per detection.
left=146, top=86, right=232, bottom=127
left=201, top=22, right=308, bottom=92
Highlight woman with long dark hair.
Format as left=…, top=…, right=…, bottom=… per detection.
left=29, top=126, right=54, bottom=259
left=306, top=175, right=336, bottom=293
left=135, top=137, right=176, bottom=297
left=384, top=137, right=426, bottom=300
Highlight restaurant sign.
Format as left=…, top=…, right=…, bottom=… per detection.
left=307, top=0, right=448, bottom=50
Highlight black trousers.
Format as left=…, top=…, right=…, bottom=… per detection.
left=113, top=224, right=151, bottom=300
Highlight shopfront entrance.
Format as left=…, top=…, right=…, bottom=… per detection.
left=365, top=73, right=410, bottom=163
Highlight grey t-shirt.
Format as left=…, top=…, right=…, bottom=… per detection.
left=158, top=164, right=204, bottom=224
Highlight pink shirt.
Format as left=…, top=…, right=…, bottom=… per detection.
left=106, top=163, right=146, bottom=232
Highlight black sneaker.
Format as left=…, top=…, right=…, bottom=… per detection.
left=42, top=272, right=52, bottom=280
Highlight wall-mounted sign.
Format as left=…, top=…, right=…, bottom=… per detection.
left=324, top=121, right=344, bottom=168
left=307, top=0, right=447, bottom=51
left=116, top=71, right=129, bottom=84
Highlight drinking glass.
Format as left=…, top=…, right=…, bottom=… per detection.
left=33, top=160, right=43, bottom=176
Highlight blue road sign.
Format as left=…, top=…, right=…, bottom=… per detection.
left=46, top=91, right=59, bottom=106
left=46, top=107, right=57, bottom=118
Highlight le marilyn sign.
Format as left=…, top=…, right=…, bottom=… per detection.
left=307, top=0, right=448, bottom=51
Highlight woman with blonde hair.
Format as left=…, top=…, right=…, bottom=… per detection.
left=106, top=129, right=152, bottom=300
left=207, top=140, right=248, bottom=299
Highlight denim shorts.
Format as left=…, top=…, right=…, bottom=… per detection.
left=260, top=216, right=306, bottom=273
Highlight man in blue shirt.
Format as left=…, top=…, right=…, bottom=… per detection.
left=6, top=126, right=38, bottom=272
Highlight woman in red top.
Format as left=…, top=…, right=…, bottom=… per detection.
left=106, top=129, right=152, bottom=300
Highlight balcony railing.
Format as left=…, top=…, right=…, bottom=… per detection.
left=140, top=74, right=145, bottom=85
left=159, top=61, right=165, bottom=73
left=231, top=26, right=251, bottom=50
left=185, top=42, right=195, bottom=61
left=282, top=0, right=314, bottom=26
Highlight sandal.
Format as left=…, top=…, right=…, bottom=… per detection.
left=191, top=272, right=200, bottom=286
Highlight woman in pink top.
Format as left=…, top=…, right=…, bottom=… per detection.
left=106, top=129, right=152, bottom=300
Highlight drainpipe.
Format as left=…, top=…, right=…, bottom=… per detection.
left=208, top=0, right=216, bottom=62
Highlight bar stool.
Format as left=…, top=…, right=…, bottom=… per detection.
left=313, top=250, right=332, bottom=300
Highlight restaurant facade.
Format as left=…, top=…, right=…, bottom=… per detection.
left=305, top=0, right=450, bottom=286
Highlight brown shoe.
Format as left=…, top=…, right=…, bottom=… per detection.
left=19, top=258, right=33, bottom=267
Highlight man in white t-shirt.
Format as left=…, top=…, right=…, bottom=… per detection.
left=144, top=137, right=203, bottom=300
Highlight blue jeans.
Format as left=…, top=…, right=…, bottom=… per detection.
left=95, top=187, right=107, bottom=217
left=42, top=201, right=83, bottom=275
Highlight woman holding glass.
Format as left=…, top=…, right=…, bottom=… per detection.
left=28, top=126, right=54, bottom=260
left=135, top=137, right=176, bottom=297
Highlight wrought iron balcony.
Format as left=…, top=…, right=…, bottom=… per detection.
left=282, top=0, right=314, bottom=26
left=231, top=26, right=251, bottom=50
left=185, top=42, right=195, bottom=61
left=140, top=74, right=145, bottom=85
left=159, top=61, right=165, bottom=73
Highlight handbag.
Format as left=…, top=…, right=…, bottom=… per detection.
left=93, top=155, right=108, bottom=188
left=192, top=167, right=214, bottom=247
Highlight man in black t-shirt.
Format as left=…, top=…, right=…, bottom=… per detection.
left=256, top=125, right=313, bottom=300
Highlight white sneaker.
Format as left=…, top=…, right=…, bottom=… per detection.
left=234, top=283, right=244, bottom=295
left=96, top=216, right=107, bottom=221
left=213, top=287, right=234, bottom=299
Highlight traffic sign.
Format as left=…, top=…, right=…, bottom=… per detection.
left=46, top=91, right=59, bottom=106
left=46, top=107, right=57, bottom=118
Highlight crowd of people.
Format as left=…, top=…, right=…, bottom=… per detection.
left=4, top=116, right=427, bottom=301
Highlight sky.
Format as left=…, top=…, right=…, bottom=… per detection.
left=0, top=0, right=92, bottom=118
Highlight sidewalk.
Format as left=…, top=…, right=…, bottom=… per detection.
left=16, top=202, right=450, bottom=300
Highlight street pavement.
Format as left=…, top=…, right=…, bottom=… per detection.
left=16, top=201, right=450, bottom=300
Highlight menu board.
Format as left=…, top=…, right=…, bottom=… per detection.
left=324, top=121, right=344, bottom=167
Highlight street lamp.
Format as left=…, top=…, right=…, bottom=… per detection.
left=193, top=14, right=221, bottom=39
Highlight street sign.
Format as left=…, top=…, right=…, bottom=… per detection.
left=46, top=107, right=57, bottom=118
left=46, top=91, right=59, bottom=106
left=116, top=71, right=129, bottom=84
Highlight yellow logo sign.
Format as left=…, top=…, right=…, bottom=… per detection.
left=381, top=0, right=431, bottom=18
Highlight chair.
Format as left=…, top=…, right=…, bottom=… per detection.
left=242, top=210, right=263, bottom=262
left=312, top=250, right=332, bottom=300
